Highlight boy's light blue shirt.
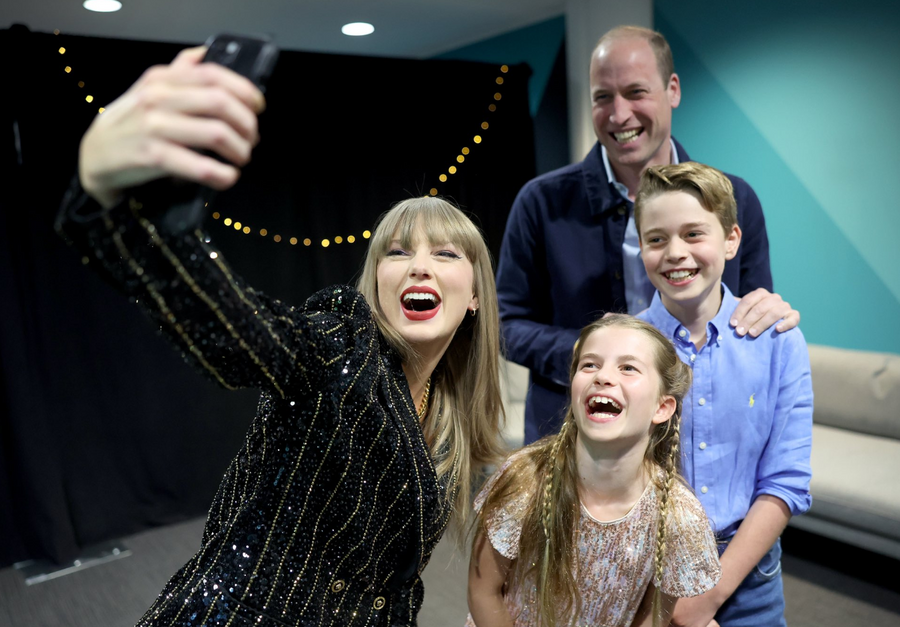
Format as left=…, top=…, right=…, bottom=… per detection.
left=638, top=284, right=813, bottom=536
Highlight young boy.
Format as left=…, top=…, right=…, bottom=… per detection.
left=634, top=162, right=813, bottom=627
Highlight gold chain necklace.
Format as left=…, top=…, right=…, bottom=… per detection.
left=417, top=377, right=432, bottom=420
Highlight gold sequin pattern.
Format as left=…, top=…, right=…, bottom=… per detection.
left=465, top=457, right=721, bottom=627
left=56, top=183, right=458, bottom=626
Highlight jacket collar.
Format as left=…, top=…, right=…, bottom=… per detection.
left=582, top=137, right=691, bottom=217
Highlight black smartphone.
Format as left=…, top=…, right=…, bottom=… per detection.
left=202, top=33, right=280, bottom=94
left=139, top=34, right=280, bottom=233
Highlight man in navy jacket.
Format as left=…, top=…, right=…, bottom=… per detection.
left=497, top=26, right=799, bottom=443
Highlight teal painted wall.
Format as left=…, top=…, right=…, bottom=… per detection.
left=435, top=16, right=565, bottom=116
left=655, top=0, right=900, bottom=353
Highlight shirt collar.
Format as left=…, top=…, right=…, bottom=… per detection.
left=644, top=283, right=738, bottom=346
left=601, top=138, right=681, bottom=203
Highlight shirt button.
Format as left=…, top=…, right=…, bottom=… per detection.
left=701, top=486, right=709, bottom=494
left=699, top=442, right=707, bottom=450
left=678, top=330, right=687, bottom=338
left=690, top=354, right=696, bottom=363
left=618, top=206, right=626, bottom=216
left=698, top=398, right=706, bottom=406
left=615, top=270, right=622, bottom=280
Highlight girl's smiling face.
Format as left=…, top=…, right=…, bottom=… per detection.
left=376, top=223, right=477, bottom=360
left=571, top=325, right=675, bottom=455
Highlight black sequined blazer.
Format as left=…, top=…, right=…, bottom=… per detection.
left=57, top=188, right=456, bottom=627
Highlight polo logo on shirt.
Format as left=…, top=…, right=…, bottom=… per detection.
left=749, top=394, right=755, bottom=408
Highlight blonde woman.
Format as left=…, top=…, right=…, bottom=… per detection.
left=57, top=47, right=505, bottom=626
left=467, top=315, right=720, bottom=627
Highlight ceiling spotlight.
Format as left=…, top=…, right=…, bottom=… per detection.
left=83, top=0, right=123, bottom=12
left=341, top=22, right=374, bottom=37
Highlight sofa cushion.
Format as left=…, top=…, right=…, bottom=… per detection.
left=808, top=344, right=900, bottom=439
left=805, top=423, right=900, bottom=541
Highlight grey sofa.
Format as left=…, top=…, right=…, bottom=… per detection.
left=499, top=343, right=900, bottom=559
left=789, top=344, right=900, bottom=559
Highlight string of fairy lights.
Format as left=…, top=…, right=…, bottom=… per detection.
left=53, top=30, right=510, bottom=251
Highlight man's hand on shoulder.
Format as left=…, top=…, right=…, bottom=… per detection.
left=731, top=288, right=800, bottom=336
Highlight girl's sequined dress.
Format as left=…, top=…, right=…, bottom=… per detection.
left=465, top=452, right=721, bottom=627
left=57, top=187, right=456, bottom=627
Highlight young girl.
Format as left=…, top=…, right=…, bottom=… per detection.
left=467, top=315, right=721, bottom=627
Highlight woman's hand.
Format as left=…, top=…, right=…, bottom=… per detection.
left=78, top=46, right=266, bottom=208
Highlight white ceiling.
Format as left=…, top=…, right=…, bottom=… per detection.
left=4, top=0, right=565, bottom=58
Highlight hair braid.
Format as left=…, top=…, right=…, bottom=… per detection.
left=652, top=414, right=682, bottom=627
left=539, top=417, right=571, bottom=627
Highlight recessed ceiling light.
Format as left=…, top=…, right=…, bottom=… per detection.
left=83, top=0, right=122, bottom=13
left=341, top=22, right=374, bottom=37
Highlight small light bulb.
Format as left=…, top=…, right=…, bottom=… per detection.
left=341, top=22, right=375, bottom=36
left=83, top=0, right=123, bottom=13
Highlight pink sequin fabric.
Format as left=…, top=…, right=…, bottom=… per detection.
left=465, top=454, right=721, bottom=627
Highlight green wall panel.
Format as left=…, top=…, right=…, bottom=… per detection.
left=655, top=3, right=900, bottom=353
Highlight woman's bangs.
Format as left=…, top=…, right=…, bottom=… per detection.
left=375, top=198, right=481, bottom=262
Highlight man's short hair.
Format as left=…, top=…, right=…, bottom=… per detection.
left=594, top=26, right=675, bottom=86
left=634, top=162, right=738, bottom=235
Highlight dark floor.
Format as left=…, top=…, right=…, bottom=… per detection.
left=1, top=519, right=898, bottom=627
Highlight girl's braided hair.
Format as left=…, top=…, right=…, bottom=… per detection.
left=478, top=314, right=691, bottom=626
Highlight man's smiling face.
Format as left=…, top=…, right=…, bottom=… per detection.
left=590, top=36, right=681, bottom=175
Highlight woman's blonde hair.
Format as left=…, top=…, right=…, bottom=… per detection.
left=479, top=315, right=692, bottom=627
left=357, top=196, right=506, bottom=531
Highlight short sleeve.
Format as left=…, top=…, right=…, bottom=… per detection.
left=660, top=482, right=722, bottom=598
left=474, top=453, right=533, bottom=561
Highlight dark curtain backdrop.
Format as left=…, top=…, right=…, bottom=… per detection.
left=0, top=25, right=535, bottom=567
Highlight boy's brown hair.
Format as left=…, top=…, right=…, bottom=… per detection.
left=634, top=162, right=737, bottom=236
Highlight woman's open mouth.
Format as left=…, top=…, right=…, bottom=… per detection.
left=401, top=287, right=441, bottom=320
